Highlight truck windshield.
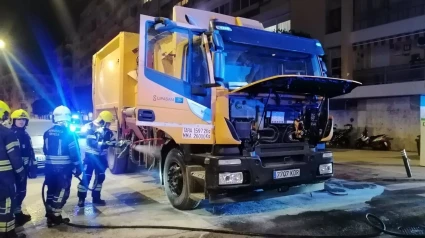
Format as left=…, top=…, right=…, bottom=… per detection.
left=221, top=42, right=322, bottom=88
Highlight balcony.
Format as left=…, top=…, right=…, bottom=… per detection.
left=353, top=63, right=425, bottom=85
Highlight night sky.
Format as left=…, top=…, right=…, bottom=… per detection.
left=0, top=0, right=88, bottom=73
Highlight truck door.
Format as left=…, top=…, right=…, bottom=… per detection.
left=138, top=18, right=214, bottom=143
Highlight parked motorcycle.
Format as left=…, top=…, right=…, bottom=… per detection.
left=328, top=123, right=353, bottom=148
left=355, top=127, right=393, bottom=150
left=328, top=118, right=354, bottom=148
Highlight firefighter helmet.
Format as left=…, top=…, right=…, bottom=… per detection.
left=52, top=105, right=72, bottom=123
left=0, top=100, right=11, bottom=121
left=94, top=111, right=114, bottom=125
left=11, top=109, right=30, bottom=120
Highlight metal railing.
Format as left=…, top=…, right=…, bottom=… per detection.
left=353, top=63, right=425, bottom=85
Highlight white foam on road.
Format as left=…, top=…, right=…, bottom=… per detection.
left=191, top=179, right=385, bottom=217
left=385, top=182, right=425, bottom=191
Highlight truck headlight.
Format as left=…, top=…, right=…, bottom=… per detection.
left=70, top=124, right=76, bottom=132
left=218, top=172, right=243, bottom=185
left=319, top=163, right=333, bottom=175
left=322, top=152, right=333, bottom=158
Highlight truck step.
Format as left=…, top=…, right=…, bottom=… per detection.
left=190, top=171, right=205, bottom=181
left=189, top=192, right=205, bottom=201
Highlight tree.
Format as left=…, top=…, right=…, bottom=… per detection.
left=31, top=99, right=51, bottom=116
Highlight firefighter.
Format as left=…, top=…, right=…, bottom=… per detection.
left=10, top=109, right=36, bottom=227
left=0, top=100, right=26, bottom=238
left=77, top=111, right=115, bottom=207
left=43, top=105, right=82, bottom=226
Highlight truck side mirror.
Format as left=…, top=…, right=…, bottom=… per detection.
left=319, top=58, right=328, bottom=76
left=213, top=52, right=225, bottom=82
left=211, top=31, right=225, bottom=82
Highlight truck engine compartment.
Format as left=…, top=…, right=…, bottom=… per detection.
left=229, top=93, right=326, bottom=155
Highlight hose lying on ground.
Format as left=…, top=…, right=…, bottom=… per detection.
left=41, top=180, right=425, bottom=238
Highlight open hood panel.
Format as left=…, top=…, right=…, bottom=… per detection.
left=228, top=75, right=362, bottom=98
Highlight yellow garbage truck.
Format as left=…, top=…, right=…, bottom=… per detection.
left=92, top=6, right=361, bottom=210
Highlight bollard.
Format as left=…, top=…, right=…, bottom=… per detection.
left=401, top=149, right=412, bottom=178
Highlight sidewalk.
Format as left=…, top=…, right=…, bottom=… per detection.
left=331, top=149, right=425, bottom=182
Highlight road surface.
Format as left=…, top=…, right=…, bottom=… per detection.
left=18, top=120, right=425, bottom=238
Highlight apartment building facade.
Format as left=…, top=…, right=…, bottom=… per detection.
left=291, top=0, right=425, bottom=151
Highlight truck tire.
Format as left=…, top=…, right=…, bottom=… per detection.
left=107, top=146, right=128, bottom=174
left=163, top=148, right=200, bottom=210
left=125, top=149, right=139, bottom=173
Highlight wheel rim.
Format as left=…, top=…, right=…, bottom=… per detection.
left=167, top=162, right=183, bottom=196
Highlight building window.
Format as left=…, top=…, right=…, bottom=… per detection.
left=326, top=7, right=341, bottom=34
left=265, top=20, right=291, bottom=32
left=90, top=19, right=97, bottom=32
left=232, top=0, right=258, bottom=13
left=327, top=47, right=342, bottom=78
left=214, top=3, right=230, bottom=15
left=176, top=0, right=189, bottom=6
left=353, top=0, right=425, bottom=31
left=130, top=6, right=138, bottom=17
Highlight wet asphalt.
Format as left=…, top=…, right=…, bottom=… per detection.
left=18, top=121, right=425, bottom=237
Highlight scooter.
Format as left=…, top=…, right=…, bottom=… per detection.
left=355, top=127, right=393, bottom=151
left=327, top=118, right=354, bottom=148
left=329, top=124, right=353, bottom=148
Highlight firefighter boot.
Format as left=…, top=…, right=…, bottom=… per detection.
left=46, top=214, right=70, bottom=228
left=5, top=230, right=26, bottom=238
left=15, top=212, right=32, bottom=227
left=78, top=199, right=85, bottom=208
left=92, top=198, right=106, bottom=206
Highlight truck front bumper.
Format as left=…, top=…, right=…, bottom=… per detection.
left=202, top=151, right=333, bottom=203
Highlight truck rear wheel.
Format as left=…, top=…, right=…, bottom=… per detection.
left=126, top=149, right=139, bottom=173
left=107, top=146, right=128, bottom=174
left=164, top=148, right=200, bottom=210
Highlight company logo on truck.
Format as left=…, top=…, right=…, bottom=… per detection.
left=153, top=95, right=183, bottom=103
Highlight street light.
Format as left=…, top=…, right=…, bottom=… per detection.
left=0, top=39, right=5, bottom=49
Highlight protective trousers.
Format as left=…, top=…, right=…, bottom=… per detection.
left=14, top=166, right=28, bottom=214
left=77, top=154, right=107, bottom=200
left=44, top=169, right=72, bottom=216
left=0, top=182, right=16, bottom=234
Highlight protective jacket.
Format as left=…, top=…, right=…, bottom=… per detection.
left=0, top=124, right=25, bottom=234
left=77, top=123, right=115, bottom=200
left=43, top=125, right=81, bottom=217
left=11, top=127, right=35, bottom=168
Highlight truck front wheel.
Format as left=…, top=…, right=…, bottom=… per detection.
left=164, top=148, right=200, bottom=210
left=107, top=146, right=128, bottom=174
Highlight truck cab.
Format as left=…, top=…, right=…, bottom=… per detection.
left=93, top=6, right=361, bottom=210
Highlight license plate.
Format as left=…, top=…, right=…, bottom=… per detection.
left=273, top=169, right=300, bottom=179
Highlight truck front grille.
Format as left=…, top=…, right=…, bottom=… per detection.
left=261, top=155, right=305, bottom=168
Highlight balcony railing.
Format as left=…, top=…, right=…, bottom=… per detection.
left=353, top=63, right=425, bottom=85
